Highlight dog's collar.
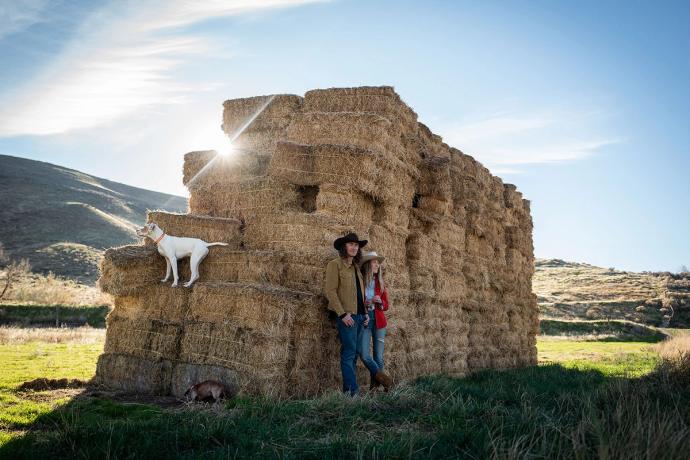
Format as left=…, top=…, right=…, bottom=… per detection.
left=153, top=233, right=166, bottom=245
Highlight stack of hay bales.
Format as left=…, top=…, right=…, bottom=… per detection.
left=96, top=86, right=538, bottom=397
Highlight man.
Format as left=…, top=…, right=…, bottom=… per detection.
left=324, top=232, right=393, bottom=395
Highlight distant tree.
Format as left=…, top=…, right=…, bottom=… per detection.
left=680, top=265, right=689, bottom=274
left=0, top=243, right=31, bottom=300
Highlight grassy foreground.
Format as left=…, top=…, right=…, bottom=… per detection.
left=1, top=333, right=689, bottom=459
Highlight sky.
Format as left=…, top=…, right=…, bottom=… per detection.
left=0, top=0, right=688, bottom=272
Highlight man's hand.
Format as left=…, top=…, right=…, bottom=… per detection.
left=342, top=313, right=354, bottom=327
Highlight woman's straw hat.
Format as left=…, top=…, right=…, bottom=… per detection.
left=359, top=251, right=385, bottom=266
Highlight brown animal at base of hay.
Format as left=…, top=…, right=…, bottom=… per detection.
left=184, top=380, right=230, bottom=402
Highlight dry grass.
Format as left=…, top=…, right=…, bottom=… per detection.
left=0, top=326, right=105, bottom=344
left=1, top=271, right=111, bottom=307
left=654, top=333, right=690, bottom=360
left=533, top=258, right=690, bottom=326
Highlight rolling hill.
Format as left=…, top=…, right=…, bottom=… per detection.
left=534, top=258, right=690, bottom=327
left=0, top=155, right=187, bottom=283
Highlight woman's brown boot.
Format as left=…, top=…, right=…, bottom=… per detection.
left=370, top=377, right=380, bottom=390
left=374, top=370, right=393, bottom=392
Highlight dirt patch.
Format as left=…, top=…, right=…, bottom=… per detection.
left=19, top=377, right=88, bottom=391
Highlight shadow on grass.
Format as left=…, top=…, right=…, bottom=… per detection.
left=2, top=363, right=689, bottom=459
left=0, top=305, right=109, bottom=328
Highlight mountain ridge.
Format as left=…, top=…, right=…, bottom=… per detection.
left=0, top=154, right=188, bottom=283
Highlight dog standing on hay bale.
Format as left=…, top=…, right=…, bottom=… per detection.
left=184, top=380, right=230, bottom=403
left=136, top=222, right=228, bottom=288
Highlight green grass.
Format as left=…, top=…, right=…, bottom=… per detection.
left=540, top=319, right=667, bottom=342
left=0, top=305, right=109, bottom=328
left=0, top=341, right=103, bottom=433
left=1, top=336, right=689, bottom=459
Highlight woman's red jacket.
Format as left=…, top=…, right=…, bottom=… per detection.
left=373, top=276, right=389, bottom=329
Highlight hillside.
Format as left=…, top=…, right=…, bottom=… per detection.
left=534, top=258, right=690, bottom=327
left=0, top=155, right=187, bottom=283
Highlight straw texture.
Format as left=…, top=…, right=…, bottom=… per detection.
left=96, top=86, right=537, bottom=397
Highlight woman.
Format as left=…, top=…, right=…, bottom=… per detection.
left=358, top=251, right=390, bottom=390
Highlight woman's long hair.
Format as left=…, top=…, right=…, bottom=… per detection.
left=361, top=259, right=385, bottom=293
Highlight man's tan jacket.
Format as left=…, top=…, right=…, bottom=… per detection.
left=324, top=256, right=365, bottom=317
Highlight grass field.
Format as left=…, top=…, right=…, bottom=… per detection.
left=0, top=328, right=688, bottom=459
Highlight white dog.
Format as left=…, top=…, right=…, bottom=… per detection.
left=136, top=222, right=228, bottom=288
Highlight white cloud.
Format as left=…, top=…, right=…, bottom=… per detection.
left=438, top=110, right=620, bottom=172
left=0, top=0, right=325, bottom=137
left=0, top=0, right=50, bottom=39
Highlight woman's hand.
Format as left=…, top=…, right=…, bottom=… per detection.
left=372, top=295, right=382, bottom=304
left=363, top=314, right=370, bottom=327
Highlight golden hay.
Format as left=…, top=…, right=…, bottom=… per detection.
left=268, top=141, right=414, bottom=204
left=188, top=177, right=302, bottom=219
left=146, top=211, right=242, bottom=246
left=103, top=314, right=182, bottom=361
left=112, top=286, right=191, bottom=324
left=303, top=86, right=418, bottom=130
left=222, top=94, right=302, bottom=136
left=96, top=85, right=537, bottom=397
left=95, top=353, right=173, bottom=394
left=285, top=112, right=404, bottom=160
left=243, top=211, right=368, bottom=253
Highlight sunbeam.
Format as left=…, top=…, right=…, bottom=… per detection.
left=184, top=95, right=277, bottom=189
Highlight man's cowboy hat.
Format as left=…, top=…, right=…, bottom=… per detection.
left=333, top=232, right=368, bottom=250
left=359, top=251, right=385, bottom=266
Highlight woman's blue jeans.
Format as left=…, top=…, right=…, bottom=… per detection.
left=358, top=310, right=386, bottom=380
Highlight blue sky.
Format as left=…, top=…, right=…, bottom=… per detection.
left=1, top=0, right=688, bottom=272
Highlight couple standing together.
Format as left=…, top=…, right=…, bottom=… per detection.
left=324, top=232, right=393, bottom=395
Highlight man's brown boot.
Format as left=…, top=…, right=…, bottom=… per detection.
left=370, top=377, right=380, bottom=391
left=374, top=370, right=393, bottom=392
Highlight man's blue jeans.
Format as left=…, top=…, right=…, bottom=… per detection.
left=359, top=310, right=386, bottom=380
left=336, top=313, right=380, bottom=395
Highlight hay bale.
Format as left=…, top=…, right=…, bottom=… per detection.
left=303, top=86, right=418, bottom=130
left=112, top=286, right=191, bottom=324
left=186, top=281, right=320, bottom=330
left=243, top=211, right=367, bottom=253
left=146, top=211, right=242, bottom=246
left=98, top=245, right=164, bottom=296
left=188, top=177, right=301, bottom=219
left=269, top=141, right=412, bottom=204
left=222, top=94, right=302, bottom=136
left=179, top=320, right=292, bottom=396
left=286, top=112, right=404, bottom=159
left=95, top=353, right=172, bottom=394
left=104, top=314, right=181, bottom=361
